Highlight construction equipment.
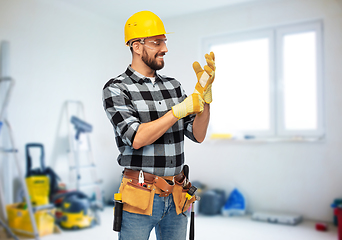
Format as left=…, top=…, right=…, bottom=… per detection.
left=25, top=143, right=60, bottom=205
left=54, top=190, right=100, bottom=229
left=0, top=41, right=57, bottom=239
left=6, top=202, right=56, bottom=237
left=65, top=100, right=103, bottom=208
left=182, top=165, right=198, bottom=240
left=0, top=40, right=41, bottom=239
left=25, top=143, right=50, bottom=206
left=113, top=193, right=123, bottom=232
left=0, top=77, right=41, bottom=239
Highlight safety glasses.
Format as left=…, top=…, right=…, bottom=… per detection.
left=129, top=38, right=167, bottom=50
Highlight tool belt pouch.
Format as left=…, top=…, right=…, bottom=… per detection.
left=154, top=176, right=174, bottom=197
left=119, top=177, right=155, bottom=216
left=173, top=178, right=196, bottom=215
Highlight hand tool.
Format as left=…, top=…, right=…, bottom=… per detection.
left=113, top=193, right=123, bottom=232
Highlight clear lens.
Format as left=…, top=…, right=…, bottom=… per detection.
left=129, top=38, right=167, bottom=50
left=147, top=39, right=167, bottom=47
left=142, top=38, right=167, bottom=50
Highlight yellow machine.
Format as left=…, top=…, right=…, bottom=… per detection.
left=57, top=191, right=99, bottom=230
left=25, top=143, right=61, bottom=207
left=25, top=175, right=49, bottom=206
left=25, top=143, right=50, bottom=206
left=60, top=211, right=94, bottom=229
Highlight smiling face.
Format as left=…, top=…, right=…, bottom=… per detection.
left=141, top=35, right=168, bottom=71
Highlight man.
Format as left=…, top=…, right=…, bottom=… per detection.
left=102, top=11, right=215, bottom=240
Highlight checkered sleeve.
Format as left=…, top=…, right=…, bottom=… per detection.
left=102, top=78, right=140, bottom=147
left=179, top=85, right=199, bottom=143
left=183, top=114, right=198, bottom=143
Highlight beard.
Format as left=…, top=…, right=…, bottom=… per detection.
left=141, top=48, right=165, bottom=71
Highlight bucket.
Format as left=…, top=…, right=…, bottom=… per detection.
left=334, top=208, right=342, bottom=240
left=6, top=203, right=55, bottom=237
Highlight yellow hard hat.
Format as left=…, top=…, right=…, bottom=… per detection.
left=124, top=11, right=169, bottom=45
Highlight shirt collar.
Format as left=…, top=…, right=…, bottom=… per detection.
left=126, top=65, right=163, bottom=85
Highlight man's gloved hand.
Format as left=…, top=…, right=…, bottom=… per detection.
left=193, top=52, right=216, bottom=104
left=172, top=93, right=204, bottom=119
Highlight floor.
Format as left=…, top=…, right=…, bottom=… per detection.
left=2, top=207, right=339, bottom=240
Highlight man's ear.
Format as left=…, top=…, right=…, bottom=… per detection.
left=132, top=42, right=142, bottom=55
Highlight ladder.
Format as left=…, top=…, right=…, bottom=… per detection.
left=0, top=76, right=40, bottom=240
left=65, top=100, right=103, bottom=207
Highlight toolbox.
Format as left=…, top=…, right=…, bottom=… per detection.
left=6, top=203, right=55, bottom=237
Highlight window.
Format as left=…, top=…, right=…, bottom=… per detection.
left=202, top=21, right=324, bottom=141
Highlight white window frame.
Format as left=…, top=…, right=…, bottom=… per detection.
left=201, top=20, right=324, bottom=141
left=276, top=21, right=324, bottom=138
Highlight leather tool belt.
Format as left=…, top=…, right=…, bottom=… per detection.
left=123, top=169, right=184, bottom=197
left=118, top=168, right=195, bottom=216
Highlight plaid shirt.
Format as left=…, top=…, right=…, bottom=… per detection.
left=102, top=65, right=198, bottom=176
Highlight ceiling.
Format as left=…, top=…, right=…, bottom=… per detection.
left=56, top=0, right=265, bottom=23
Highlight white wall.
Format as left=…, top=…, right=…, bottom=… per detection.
left=0, top=0, right=126, bottom=206
left=1, top=0, right=342, bottom=222
left=161, top=0, right=342, bottom=222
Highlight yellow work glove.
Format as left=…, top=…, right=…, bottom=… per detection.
left=172, top=93, right=204, bottom=119
left=193, top=52, right=216, bottom=104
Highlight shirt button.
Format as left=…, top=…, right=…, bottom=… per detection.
left=159, top=102, right=161, bottom=105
